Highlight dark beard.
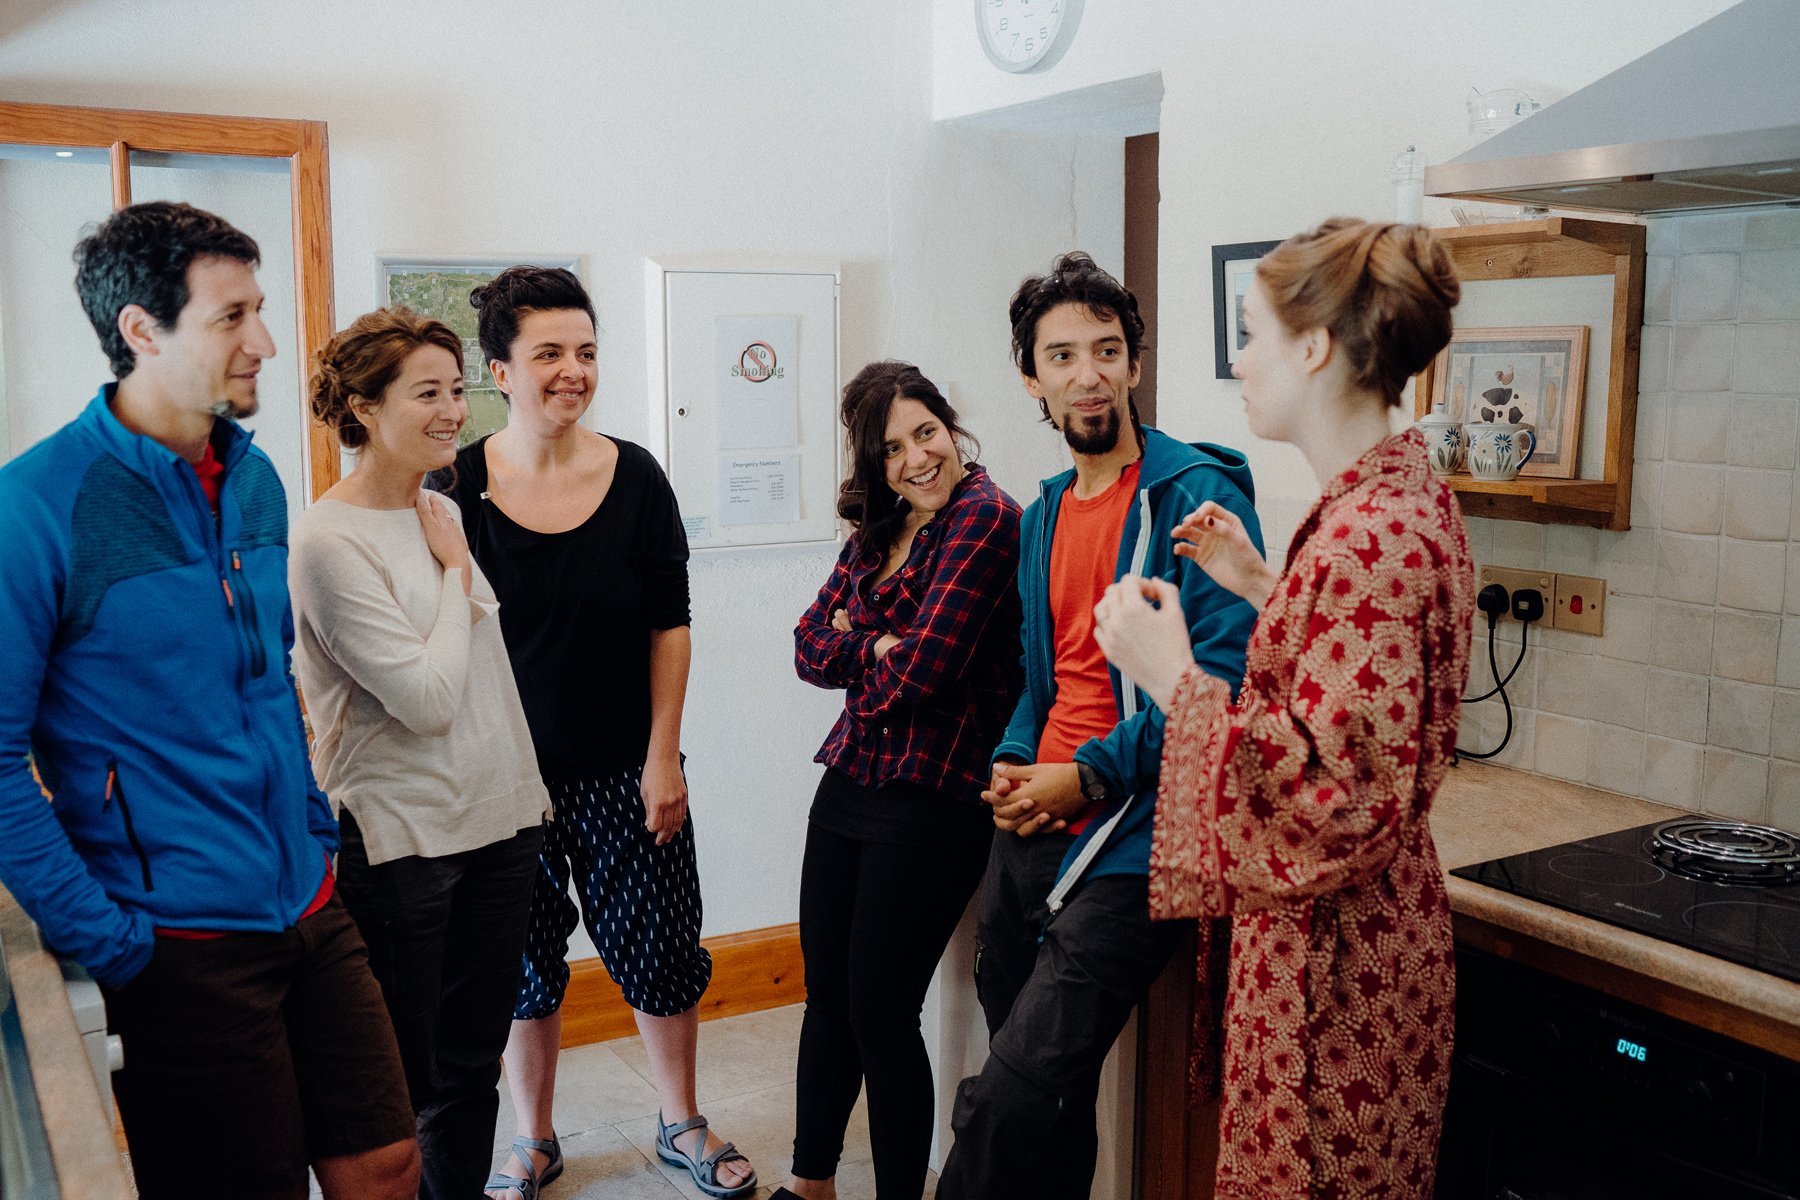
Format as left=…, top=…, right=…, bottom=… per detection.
left=1062, top=403, right=1122, bottom=455
left=209, top=394, right=258, bottom=420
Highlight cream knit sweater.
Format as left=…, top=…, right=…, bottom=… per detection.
left=289, top=494, right=550, bottom=865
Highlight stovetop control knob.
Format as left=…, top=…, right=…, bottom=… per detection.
left=1680, top=1077, right=1716, bottom=1119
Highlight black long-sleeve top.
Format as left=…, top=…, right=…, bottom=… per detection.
left=431, top=436, right=690, bottom=780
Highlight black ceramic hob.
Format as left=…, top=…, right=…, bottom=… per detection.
left=1451, top=816, right=1800, bottom=984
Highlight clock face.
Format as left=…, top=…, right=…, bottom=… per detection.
left=975, top=0, right=1074, bottom=73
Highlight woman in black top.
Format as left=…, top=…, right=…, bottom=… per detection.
left=433, top=267, right=754, bottom=1200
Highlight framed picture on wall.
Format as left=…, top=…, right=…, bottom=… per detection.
left=1211, top=240, right=1280, bottom=379
left=376, top=255, right=581, bottom=448
left=1429, top=325, right=1590, bottom=479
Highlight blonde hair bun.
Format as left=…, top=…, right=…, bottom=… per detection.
left=1256, top=218, right=1461, bottom=405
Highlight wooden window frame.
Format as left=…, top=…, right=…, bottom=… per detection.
left=0, top=100, right=338, bottom=497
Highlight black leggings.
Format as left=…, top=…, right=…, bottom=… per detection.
left=792, top=772, right=993, bottom=1198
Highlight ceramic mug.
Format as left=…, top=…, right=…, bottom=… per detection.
left=1415, top=410, right=1466, bottom=475
left=1464, top=421, right=1536, bottom=481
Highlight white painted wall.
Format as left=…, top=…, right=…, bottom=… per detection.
left=0, top=1, right=1117, bottom=945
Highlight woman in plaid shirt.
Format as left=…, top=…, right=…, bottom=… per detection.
left=780, top=360, right=1022, bottom=1200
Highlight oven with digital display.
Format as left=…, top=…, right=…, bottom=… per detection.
left=1436, top=947, right=1800, bottom=1199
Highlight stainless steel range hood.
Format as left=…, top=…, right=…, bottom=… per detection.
left=1425, top=0, right=1800, bottom=216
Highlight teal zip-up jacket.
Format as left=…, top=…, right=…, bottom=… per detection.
left=992, top=425, right=1262, bottom=907
left=0, top=387, right=334, bottom=987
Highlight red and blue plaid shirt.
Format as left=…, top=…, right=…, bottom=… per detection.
left=795, top=464, right=1023, bottom=804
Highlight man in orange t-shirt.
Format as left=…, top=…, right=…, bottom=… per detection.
left=935, top=254, right=1262, bottom=1200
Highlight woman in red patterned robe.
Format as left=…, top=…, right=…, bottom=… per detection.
left=1092, top=219, right=1473, bottom=1199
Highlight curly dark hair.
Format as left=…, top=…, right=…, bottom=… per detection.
left=310, top=307, right=464, bottom=450
left=1007, top=251, right=1148, bottom=426
left=469, top=265, right=596, bottom=371
left=836, top=360, right=976, bottom=552
left=72, top=201, right=261, bottom=379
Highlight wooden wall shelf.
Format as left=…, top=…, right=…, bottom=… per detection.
left=1415, top=217, right=1647, bottom=532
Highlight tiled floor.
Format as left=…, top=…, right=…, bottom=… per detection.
left=146, top=1003, right=932, bottom=1199
left=490, top=1003, right=937, bottom=1199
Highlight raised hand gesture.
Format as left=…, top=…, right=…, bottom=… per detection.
left=1171, top=501, right=1276, bottom=609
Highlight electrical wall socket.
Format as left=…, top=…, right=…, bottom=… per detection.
left=1477, top=565, right=1553, bottom=620
left=1553, top=573, right=1607, bottom=636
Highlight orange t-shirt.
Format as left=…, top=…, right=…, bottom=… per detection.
left=1038, top=461, right=1139, bottom=831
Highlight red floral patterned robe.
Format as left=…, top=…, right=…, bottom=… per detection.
left=1150, top=430, right=1474, bottom=1199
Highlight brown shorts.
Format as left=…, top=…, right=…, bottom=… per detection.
left=102, top=894, right=415, bottom=1199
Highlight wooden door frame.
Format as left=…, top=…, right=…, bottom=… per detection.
left=1139, top=925, right=1220, bottom=1199
left=1123, top=131, right=1158, bottom=427
left=0, top=100, right=337, bottom=497
left=1128, top=126, right=1218, bottom=1200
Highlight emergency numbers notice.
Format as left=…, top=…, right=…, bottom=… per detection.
left=717, top=455, right=800, bottom=527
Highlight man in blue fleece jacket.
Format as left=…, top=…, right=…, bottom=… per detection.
left=936, top=253, right=1261, bottom=1200
left=0, top=202, right=417, bottom=1199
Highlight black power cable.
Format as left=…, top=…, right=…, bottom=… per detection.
left=1464, top=620, right=1529, bottom=702
left=1457, top=585, right=1545, bottom=763
left=1463, top=585, right=1527, bottom=703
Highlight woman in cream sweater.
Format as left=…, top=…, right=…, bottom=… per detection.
left=290, top=307, right=551, bottom=1200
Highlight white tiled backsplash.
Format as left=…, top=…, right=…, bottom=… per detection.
left=1457, top=209, right=1800, bottom=831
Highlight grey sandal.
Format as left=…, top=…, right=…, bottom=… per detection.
left=655, top=1113, right=756, bottom=1199
left=484, top=1134, right=563, bottom=1198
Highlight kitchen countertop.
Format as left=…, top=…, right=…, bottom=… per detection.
left=1430, top=761, right=1800, bottom=1061
left=0, top=889, right=131, bottom=1199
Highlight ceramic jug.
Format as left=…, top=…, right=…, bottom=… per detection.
left=1465, top=421, right=1537, bottom=481
left=1414, top=406, right=1466, bottom=475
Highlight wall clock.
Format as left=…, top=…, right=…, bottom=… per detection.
left=975, top=0, right=1082, bottom=73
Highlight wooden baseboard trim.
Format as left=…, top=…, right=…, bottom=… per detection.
left=559, top=922, right=803, bottom=1048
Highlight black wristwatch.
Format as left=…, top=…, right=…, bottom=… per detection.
left=1076, top=761, right=1111, bottom=806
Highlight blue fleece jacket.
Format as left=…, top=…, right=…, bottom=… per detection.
left=993, top=426, right=1262, bottom=898
left=0, top=388, right=334, bottom=987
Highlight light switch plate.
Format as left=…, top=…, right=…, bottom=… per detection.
left=1553, top=573, right=1607, bottom=636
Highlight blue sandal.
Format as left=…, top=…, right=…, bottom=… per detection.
left=484, top=1134, right=562, bottom=1198
left=655, top=1113, right=756, bottom=1199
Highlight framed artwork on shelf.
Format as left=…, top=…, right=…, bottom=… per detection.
left=375, top=255, right=581, bottom=448
left=1210, top=240, right=1280, bottom=379
left=1428, top=325, right=1589, bottom=479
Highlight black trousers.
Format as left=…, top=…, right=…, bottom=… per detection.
left=336, top=812, right=543, bottom=1200
left=936, top=830, right=1183, bottom=1200
left=792, top=772, right=993, bottom=1199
